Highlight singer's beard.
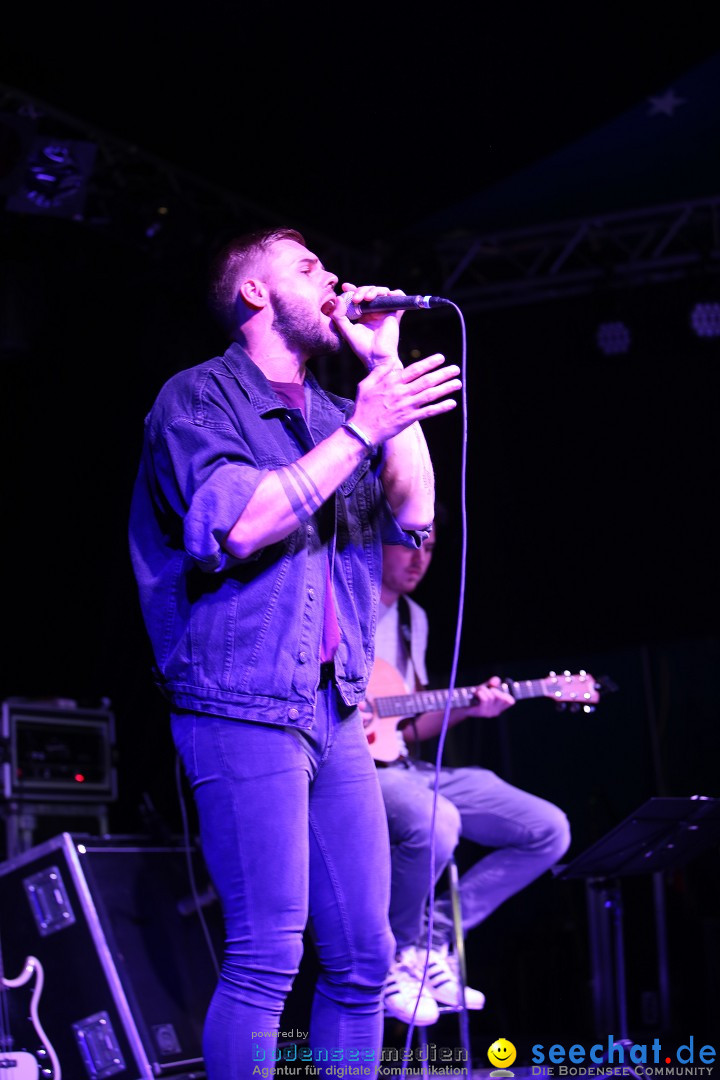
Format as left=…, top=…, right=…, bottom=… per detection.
left=271, top=291, right=342, bottom=357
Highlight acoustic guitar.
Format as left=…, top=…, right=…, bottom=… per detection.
left=363, top=657, right=602, bottom=763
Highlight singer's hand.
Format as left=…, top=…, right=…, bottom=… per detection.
left=328, top=282, right=405, bottom=369
left=351, top=352, right=460, bottom=445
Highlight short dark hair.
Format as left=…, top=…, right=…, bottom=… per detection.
left=208, top=226, right=305, bottom=335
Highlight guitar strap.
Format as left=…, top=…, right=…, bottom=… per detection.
left=398, top=594, right=413, bottom=651
left=397, top=594, right=422, bottom=759
left=398, top=594, right=421, bottom=686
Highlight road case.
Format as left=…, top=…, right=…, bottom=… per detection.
left=0, top=832, right=222, bottom=1079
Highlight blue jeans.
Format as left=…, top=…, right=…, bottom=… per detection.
left=377, top=759, right=571, bottom=951
left=171, top=686, right=394, bottom=1080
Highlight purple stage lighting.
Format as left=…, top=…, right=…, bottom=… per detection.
left=596, top=321, right=631, bottom=356
left=690, top=302, right=720, bottom=339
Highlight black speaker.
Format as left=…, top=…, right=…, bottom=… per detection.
left=0, top=832, right=223, bottom=1079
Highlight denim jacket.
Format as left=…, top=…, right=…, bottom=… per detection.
left=129, top=343, right=422, bottom=730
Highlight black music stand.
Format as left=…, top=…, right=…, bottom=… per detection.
left=555, top=796, right=720, bottom=1077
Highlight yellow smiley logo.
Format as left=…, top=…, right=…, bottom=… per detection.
left=488, top=1038, right=517, bottom=1070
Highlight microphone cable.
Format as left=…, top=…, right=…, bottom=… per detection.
left=400, top=300, right=469, bottom=1075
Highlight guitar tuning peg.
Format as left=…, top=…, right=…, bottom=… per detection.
left=555, top=701, right=567, bottom=712
left=568, top=702, right=581, bottom=713
left=582, top=704, right=596, bottom=714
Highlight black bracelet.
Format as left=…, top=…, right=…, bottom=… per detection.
left=341, top=419, right=377, bottom=456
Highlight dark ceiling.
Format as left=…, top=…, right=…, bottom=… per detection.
left=3, top=7, right=720, bottom=248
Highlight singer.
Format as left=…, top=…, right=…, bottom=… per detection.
left=128, top=226, right=461, bottom=1080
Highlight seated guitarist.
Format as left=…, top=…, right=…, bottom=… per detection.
left=364, top=523, right=572, bottom=1026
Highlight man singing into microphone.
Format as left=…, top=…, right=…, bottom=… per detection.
left=128, top=226, right=461, bottom=1080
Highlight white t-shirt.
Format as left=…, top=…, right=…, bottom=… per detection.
left=374, top=595, right=430, bottom=758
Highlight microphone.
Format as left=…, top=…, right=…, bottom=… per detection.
left=322, top=294, right=452, bottom=321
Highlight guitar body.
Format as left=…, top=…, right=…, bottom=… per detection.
left=363, top=659, right=483, bottom=763
left=364, top=658, right=601, bottom=763
left=0, top=1050, right=39, bottom=1080
left=363, top=658, right=419, bottom=763
left=1, top=957, right=60, bottom=1080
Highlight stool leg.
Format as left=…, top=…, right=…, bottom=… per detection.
left=447, top=856, right=472, bottom=1063
left=416, top=1026, right=431, bottom=1078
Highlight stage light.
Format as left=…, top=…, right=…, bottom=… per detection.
left=5, top=136, right=96, bottom=218
left=596, top=321, right=631, bottom=356
left=690, top=301, right=720, bottom=339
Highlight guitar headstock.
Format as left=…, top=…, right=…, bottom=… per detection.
left=501, top=670, right=618, bottom=713
left=540, top=670, right=601, bottom=711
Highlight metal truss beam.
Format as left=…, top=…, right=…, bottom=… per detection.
left=432, top=196, right=720, bottom=311
left=4, top=85, right=720, bottom=312
left=0, top=84, right=371, bottom=282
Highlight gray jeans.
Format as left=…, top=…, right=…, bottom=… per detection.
left=377, top=758, right=571, bottom=951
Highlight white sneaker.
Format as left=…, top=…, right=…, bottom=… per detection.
left=416, top=944, right=486, bottom=1010
left=384, top=948, right=440, bottom=1026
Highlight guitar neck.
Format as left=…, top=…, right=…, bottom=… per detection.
left=372, top=669, right=599, bottom=727
left=504, top=678, right=548, bottom=701
left=374, top=685, right=477, bottom=719
left=374, top=678, right=550, bottom=719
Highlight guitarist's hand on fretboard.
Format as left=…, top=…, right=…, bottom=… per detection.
left=463, top=676, right=517, bottom=719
